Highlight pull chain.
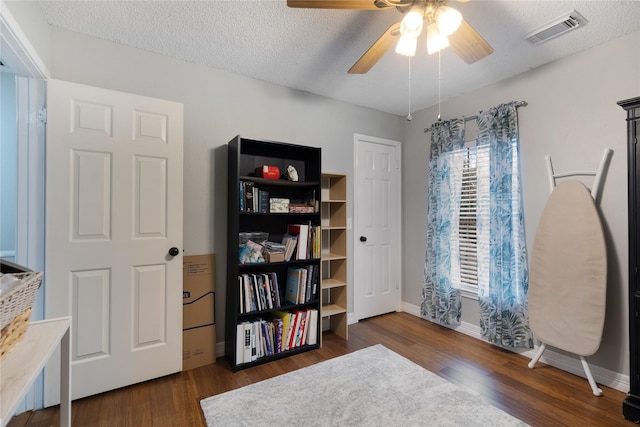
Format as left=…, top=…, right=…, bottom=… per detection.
left=437, top=49, right=442, bottom=121
left=407, top=57, right=413, bottom=121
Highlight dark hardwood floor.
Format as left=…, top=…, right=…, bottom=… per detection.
left=8, top=312, right=631, bottom=426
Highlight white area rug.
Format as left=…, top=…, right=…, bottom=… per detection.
left=200, top=344, right=528, bottom=426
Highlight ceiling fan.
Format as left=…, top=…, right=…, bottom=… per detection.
left=286, top=0, right=494, bottom=74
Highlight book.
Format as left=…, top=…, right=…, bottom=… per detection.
left=243, top=322, right=252, bottom=363
left=285, top=267, right=305, bottom=305
left=295, top=310, right=308, bottom=348
left=282, top=235, right=298, bottom=262
left=236, top=323, right=246, bottom=364
left=274, top=311, right=292, bottom=351
left=255, top=273, right=266, bottom=311
left=304, top=265, right=313, bottom=303
left=241, top=274, right=253, bottom=312
left=238, top=276, right=243, bottom=313
left=300, top=308, right=311, bottom=345
left=273, top=317, right=284, bottom=353
left=311, top=264, right=318, bottom=301
left=267, top=321, right=275, bottom=355
left=288, top=311, right=301, bottom=349
left=298, top=267, right=308, bottom=304
left=307, top=309, right=318, bottom=345
left=244, top=181, right=254, bottom=212
left=287, top=224, right=309, bottom=259
left=261, top=320, right=273, bottom=356
left=259, top=190, right=270, bottom=213
left=270, top=271, right=281, bottom=307
left=250, top=322, right=258, bottom=361
left=261, top=273, right=273, bottom=309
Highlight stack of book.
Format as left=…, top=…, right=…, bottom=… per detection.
left=284, top=265, right=319, bottom=305
left=234, top=308, right=318, bottom=365
left=238, top=272, right=281, bottom=313
left=239, top=180, right=269, bottom=213
left=284, top=223, right=321, bottom=260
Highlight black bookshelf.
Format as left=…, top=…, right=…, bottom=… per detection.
left=620, top=98, right=640, bottom=421
left=225, top=136, right=322, bottom=371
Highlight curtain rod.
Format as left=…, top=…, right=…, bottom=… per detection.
left=423, top=101, right=528, bottom=133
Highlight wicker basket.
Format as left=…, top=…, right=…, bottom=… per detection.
left=0, top=271, right=43, bottom=360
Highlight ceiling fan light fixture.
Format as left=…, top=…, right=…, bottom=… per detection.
left=395, top=35, right=417, bottom=56
left=426, top=21, right=449, bottom=55
left=435, top=5, right=462, bottom=36
left=400, top=9, right=424, bottom=38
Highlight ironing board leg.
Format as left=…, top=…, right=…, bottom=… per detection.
left=580, top=356, right=603, bottom=396
left=528, top=342, right=546, bottom=368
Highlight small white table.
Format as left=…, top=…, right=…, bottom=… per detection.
left=0, top=317, right=71, bottom=427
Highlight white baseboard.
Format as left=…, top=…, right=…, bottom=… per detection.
left=402, top=301, right=629, bottom=393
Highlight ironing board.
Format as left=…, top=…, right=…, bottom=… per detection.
left=528, top=148, right=613, bottom=396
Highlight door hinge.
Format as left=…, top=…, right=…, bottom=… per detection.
left=39, top=107, right=47, bottom=124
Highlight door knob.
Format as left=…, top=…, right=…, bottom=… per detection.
left=360, top=236, right=367, bottom=242
left=168, top=247, right=180, bottom=256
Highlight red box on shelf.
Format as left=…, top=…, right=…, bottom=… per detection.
left=255, top=165, right=280, bottom=179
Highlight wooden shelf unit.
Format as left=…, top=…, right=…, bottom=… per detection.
left=321, top=173, right=348, bottom=343
left=225, top=136, right=322, bottom=371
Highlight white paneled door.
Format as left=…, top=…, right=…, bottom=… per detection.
left=44, top=79, right=184, bottom=404
left=354, top=134, right=401, bottom=320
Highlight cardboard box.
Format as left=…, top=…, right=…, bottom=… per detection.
left=265, top=250, right=285, bottom=263
left=183, top=254, right=216, bottom=370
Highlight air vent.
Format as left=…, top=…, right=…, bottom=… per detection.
left=525, top=10, right=587, bottom=45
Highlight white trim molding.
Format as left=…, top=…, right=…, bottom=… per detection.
left=0, top=1, right=50, bottom=79
left=402, top=301, right=629, bottom=393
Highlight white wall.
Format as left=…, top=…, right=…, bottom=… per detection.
left=48, top=27, right=404, bottom=344
left=403, top=30, right=640, bottom=376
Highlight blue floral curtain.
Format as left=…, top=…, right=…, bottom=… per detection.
left=421, top=118, right=465, bottom=326
left=476, top=102, right=533, bottom=348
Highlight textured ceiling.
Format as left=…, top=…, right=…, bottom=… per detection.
left=38, top=0, right=640, bottom=116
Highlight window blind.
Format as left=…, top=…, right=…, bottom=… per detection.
left=451, top=144, right=490, bottom=291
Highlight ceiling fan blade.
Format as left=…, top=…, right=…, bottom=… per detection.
left=448, top=19, right=494, bottom=64
left=287, top=0, right=383, bottom=10
left=348, top=22, right=400, bottom=74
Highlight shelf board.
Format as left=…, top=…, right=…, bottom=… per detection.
left=321, top=304, right=347, bottom=317
left=322, top=199, right=347, bottom=203
left=322, top=226, right=346, bottom=231
left=321, top=252, right=346, bottom=261
left=321, top=278, right=347, bottom=289
left=240, top=176, right=319, bottom=187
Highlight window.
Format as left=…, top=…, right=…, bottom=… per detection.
left=449, top=136, right=522, bottom=298
left=449, top=141, right=489, bottom=297
left=459, top=146, right=479, bottom=293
